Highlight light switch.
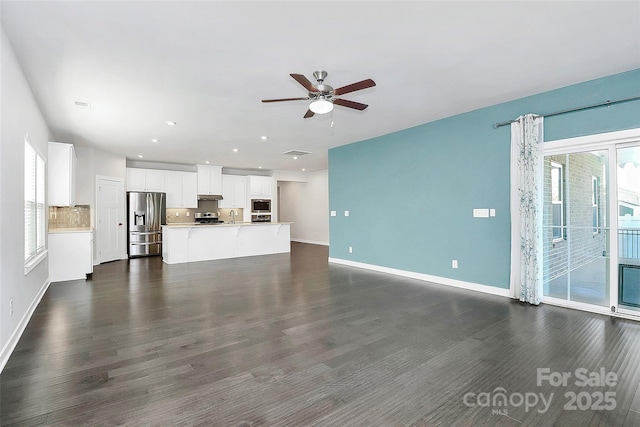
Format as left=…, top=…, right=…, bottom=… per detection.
left=330, top=211, right=337, bottom=217
left=473, top=208, right=489, bottom=218
left=344, top=210, right=350, bottom=217
left=490, top=209, right=496, bottom=217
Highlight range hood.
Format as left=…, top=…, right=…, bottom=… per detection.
left=198, top=194, right=223, bottom=201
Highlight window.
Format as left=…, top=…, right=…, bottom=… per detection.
left=592, top=176, right=599, bottom=234
left=551, top=162, right=565, bottom=241
left=24, top=138, right=46, bottom=272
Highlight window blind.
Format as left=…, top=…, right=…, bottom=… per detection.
left=24, top=140, right=46, bottom=264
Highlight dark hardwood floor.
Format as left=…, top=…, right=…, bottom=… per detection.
left=2, top=242, right=640, bottom=426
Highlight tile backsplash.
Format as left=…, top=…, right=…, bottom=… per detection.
left=166, top=208, right=197, bottom=223
left=218, top=208, right=244, bottom=223
left=49, top=205, right=91, bottom=229
left=165, top=205, right=244, bottom=224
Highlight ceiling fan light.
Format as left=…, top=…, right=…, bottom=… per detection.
left=309, top=99, right=334, bottom=114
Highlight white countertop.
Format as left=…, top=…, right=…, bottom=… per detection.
left=49, top=227, right=94, bottom=233
left=163, top=222, right=291, bottom=229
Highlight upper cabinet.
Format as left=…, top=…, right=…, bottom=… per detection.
left=164, top=171, right=197, bottom=208
left=197, top=165, right=223, bottom=195
left=126, top=168, right=165, bottom=192
left=48, top=142, right=77, bottom=206
left=219, top=175, right=247, bottom=209
left=248, top=176, right=273, bottom=197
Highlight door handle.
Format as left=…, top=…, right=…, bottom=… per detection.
left=118, top=223, right=123, bottom=226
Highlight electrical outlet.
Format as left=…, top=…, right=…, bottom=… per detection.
left=344, top=210, right=350, bottom=217
left=175, top=212, right=180, bottom=217
left=349, top=246, right=353, bottom=254
left=186, top=212, right=190, bottom=217
left=330, top=210, right=336, bottom=217
left=9, top=299, right=13, bottom=317
left=452, top=260, right=458, bottom=269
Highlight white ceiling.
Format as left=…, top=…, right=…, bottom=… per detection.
left=2, top=1, right=639, bottom=172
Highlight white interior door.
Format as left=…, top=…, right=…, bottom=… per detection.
left=96, top=176, right=125, bottom=263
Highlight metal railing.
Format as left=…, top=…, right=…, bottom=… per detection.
left=619, top=228, right=640, bottom=260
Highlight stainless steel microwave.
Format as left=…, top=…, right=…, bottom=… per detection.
left=251, top=199, right=271, bottom=213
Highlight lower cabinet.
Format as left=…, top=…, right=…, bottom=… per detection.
left=49, top=230, right=94, bottom=282
left=162, top=223, right=290, bottom=264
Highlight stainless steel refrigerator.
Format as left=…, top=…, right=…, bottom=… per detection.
left=127, top=191, right=166, bottom=257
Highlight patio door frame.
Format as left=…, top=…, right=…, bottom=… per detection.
left=540, top=127, right=640, bottom=319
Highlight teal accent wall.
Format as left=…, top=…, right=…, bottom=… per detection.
left=328, top=69, right=640, bottom=289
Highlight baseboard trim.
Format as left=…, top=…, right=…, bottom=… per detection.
left=291, top=238, right=329, bottom=246
left=328, top=257, right=511, bottom=298
left=0, top=277, right=51, bottom=373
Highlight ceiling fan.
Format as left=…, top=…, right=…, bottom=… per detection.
left=262, top=70, right=376, bottom=118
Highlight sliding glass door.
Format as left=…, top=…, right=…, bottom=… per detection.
left=617, top=146, right=640, bottom=314
left=543, top=150, right=610, bottom=307
left=541, top=133, right=640, bottom=317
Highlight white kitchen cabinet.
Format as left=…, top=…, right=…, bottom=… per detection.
left=219, top=174, right=247, bottom=209
left=48, top=142, right=77, bottom=206
left=126, top=168, right=165, bottom=192
left=248, top=176, right=273, bottom=197
left=164, top=171, right=198, bottom=208
left=49, top=229, right=93, bottom=281
left=182, top=172, right=198, bottom=207
left=197, top=165, right=222, bottom=195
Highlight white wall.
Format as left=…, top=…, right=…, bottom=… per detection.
left=75, top=147, right=95, bottom=210
left=76, top=146, right=126, bottom=262
left=276, top=170, right=329, bottom=245
left=76, top=146, right=126, bottom=213
left=0, top=26, right=52, bottom=371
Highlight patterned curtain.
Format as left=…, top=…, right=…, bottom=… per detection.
left=510, top=114, right=544, bottom=305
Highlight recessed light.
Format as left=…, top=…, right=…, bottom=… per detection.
left=293, top=156, right=298, bottom=160
left=138, top=154, right=143, bottom=158
left=205, top=160, right=210, bottom=164
left=151, top=138, right=159, bottom=143
left=261, top=136, right=268, bottom=140
left=233, top=148, right=238, bottom=153
left=258, top=166, right=262, bottom=169
left=302, top=168, right=306, bottom=172
left=166, top=121, right=177, bottom=126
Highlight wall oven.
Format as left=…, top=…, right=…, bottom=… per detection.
left=251, top=199, right=271, bottom=213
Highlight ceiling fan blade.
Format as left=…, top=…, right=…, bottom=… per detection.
left=303, top=109, right=315, bottom=118
left=262, top=97, right=309, bottom=103
left=333, top=79, right=376, bottom=96
left=290, top=74, right=317, bottom=92
left=333, top=98, right=369, bottom=111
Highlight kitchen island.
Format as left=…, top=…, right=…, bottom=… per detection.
left=162, top=222, right=291, bottom=264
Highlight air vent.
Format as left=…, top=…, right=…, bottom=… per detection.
left=283, top=150, right=311, bottom=157
left=74, top=101, right=91, bottom=110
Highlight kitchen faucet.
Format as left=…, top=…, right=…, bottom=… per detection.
left=230, top=210, right=236, bottom=224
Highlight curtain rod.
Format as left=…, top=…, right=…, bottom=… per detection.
left=493, top=95, right=640, bottom=128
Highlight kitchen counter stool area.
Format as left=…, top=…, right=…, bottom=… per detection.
left=162, top=222, right=291, bottom=264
